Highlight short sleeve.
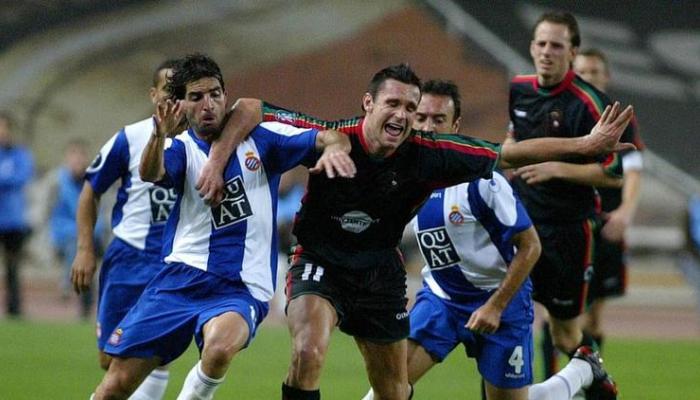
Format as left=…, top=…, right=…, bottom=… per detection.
left=411, top=131, right=501, bottom=188
left=252, top=122, right=318, bottom=174
left=160, top=138, right=187, bottom=191
left=85, top=129, right=129, bottom=194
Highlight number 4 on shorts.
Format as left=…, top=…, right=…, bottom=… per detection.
left=508, top=345, right=524, bottom=374
left=301, top=264, right=324, bottom=282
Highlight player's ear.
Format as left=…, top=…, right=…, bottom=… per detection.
left=362, top=93, right=374, bottom=113
left=453, top=116, right=461, bottom=133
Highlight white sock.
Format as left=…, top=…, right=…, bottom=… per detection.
left=90, top=395, right=95, bottom=400
left=528, top=358, right=592, bottom=400
left=361, top=388, right=374, bottom=400
left=176, top=361, right=225, bottom=400
left=129, top=369, right=170, bottom=400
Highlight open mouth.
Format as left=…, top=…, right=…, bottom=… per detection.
left=384, top=122, right=404, bottom=138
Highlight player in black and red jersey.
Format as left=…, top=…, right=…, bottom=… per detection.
left=520, top=48, right=644, bottom=380
left=196, top=64, right=632, bottom=400
left=506, top=13, right=634, bottom=396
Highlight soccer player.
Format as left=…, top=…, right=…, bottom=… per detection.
left=0, top=111, right=34, bottom=318
left=524, top=48, right=644, bottom=376
left=71, top=59, right=180, bottom=400
left=362, top=80, right=617, bottom=400
left=506, top=11, right=635, bottom=383
left=92, top=54, right=354, bottom=400
left=198, top=63, right=632, bottom=400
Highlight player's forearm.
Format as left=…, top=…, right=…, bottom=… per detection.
left=498, top=136, right=589, bottom=169
left=210, top=98, right=263, bottom=169
left=618, top=169, right=642, bottom=218
left=315, top=129, right=350, bottom=152
left=487, top=227, right=541, bottom=310
left=76, top=183, right=99, bottom=254
left=554, top=162, right=623, bottom=188
left=140, top=129, right=166, bottom=182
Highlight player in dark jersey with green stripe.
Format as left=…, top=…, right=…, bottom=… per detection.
left=522, top=48, right=645, bottom=382
left=507, top=12, right=629, bottom=399
left=197, top=64, right=632, bottom=400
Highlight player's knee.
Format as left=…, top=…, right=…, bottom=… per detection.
left=97, top=371, right=137, bottom=400
left=203, top=340, right=240, bottom=370
left=98, top=352, right=112, bottom=371
left=292, top=340, right=327, bottom=371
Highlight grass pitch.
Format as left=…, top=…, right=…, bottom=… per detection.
left=1, top=320, right=698, bottom=399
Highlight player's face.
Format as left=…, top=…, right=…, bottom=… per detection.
left=149, top=68, right=173, bottom=105
left=414, top=94, right=460, bottom=134
left=530, top=21, right=577, bottom=86
left=183, top=77, right=227, bottom=140
left=574, top=55, right=609, bottom=92
left=362, top=79, right=420, bottom=155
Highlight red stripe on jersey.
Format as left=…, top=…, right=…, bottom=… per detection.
left=568, top=83, right=603, bottom=120
left=511, top=74, right=537, bottom=90
left=409, top=135, right=499, bottom=159
left=578, top=219, right=594, bottom=315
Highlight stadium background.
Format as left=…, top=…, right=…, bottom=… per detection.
left=1, top=0, right=698, bottom=398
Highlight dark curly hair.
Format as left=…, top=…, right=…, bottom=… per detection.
left=167, top=53, right=225, bottom=100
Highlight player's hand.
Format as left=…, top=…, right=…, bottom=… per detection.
left=309, top=143, right=356, bottom=179
left=70, top=249, right=97, bottom=294
left=466, top=303, right=502, bottom=335
left=154, top=99, right=184, bottom=137
left=513, top=161, right=562, bottom=184
left=584, top=102, right=636, bottom=156
left=196, top=160, right=226, bottom=207
left=601, top=208, right=630, bottom=242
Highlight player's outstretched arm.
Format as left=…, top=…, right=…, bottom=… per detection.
left=70, top=182, right=100, bottom=294
left=499, top=102, right=635, bottom=169
left=514, top=162, right=623, bottom=188
left=140, top=100, right=182, bottom=182
left=197, top=98, right=262, bottom=205
left=309, top=130, right=356, bottom=179
left=466, top=226, right=541, bottom=334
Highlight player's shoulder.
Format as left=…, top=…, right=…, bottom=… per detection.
left=123, top=117, right=154, bottom=137
left=510, top=74, right=538, bottom=91
left=568, top=74, right=611, bottom=114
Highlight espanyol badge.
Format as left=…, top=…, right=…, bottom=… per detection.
left=244, top=151, right=261, bottom=171
left=448, top=205, right=464, bottom=225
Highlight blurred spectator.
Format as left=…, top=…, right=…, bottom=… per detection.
left=0, top=111, right=34, bottom=318
left=47, top=138, right=103, bottom=319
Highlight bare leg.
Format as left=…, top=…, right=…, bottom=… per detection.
left=285, top=294, right=337, bottom=390
left=355, top=338, right=408, bottom=400
left=94, top=356, right=161, bottom=400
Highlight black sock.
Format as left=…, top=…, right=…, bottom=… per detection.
left=541, top=321, right=559, bottom=378
left=592, top=334, right=604, bottom=353
left=480, top=378, right=487, bottom=400
left=282, top=382, right=320, bottom=400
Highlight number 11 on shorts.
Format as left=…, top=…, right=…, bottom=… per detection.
left=301, top=264, right=324, bottom=282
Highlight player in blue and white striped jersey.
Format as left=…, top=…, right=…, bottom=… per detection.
left=71, top=59, right=180, bottom=400
left=94, top=54, right=355, bottom=400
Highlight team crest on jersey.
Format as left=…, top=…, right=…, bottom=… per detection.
left=549, top=109, right=563, bottom=131
left=244, top=151, right=261, bottom=171
left=149, top=186, right=177, bottom=223
left=448, top=206, right=464, bottom=225
left=416, top=227, right=461, bottom=268
left=108, top=328, right=123, bottom=346
left=211, top=176, right=253, bottom=229
left=86, top=153, right=104, bottom=173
